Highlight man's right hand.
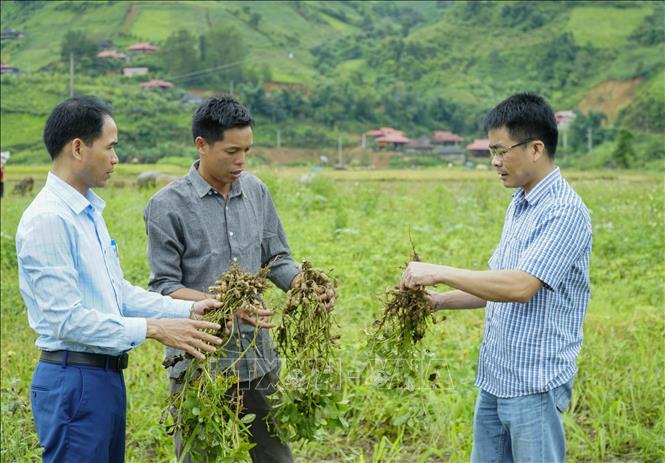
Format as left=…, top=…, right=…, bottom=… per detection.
left=146, top=319, right=222, bottom=360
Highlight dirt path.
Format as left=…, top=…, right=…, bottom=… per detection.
left=121, top=2, right=138, bottom=34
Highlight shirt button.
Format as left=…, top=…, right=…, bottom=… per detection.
left=229, top=231, right=234, bottom=236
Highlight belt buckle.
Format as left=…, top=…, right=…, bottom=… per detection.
left=118, top=353, right=129, bottom=370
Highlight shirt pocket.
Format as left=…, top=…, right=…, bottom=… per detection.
left=108, top=242, right=124, bottom=280
left=238, top=222, right=261, bottom=253
left=236, top=225, right=262, bottom=268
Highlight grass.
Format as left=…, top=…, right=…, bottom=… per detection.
left=566, top=6, right=652, bottom=48
left=0, top=112, right=44, bottom=148
left=1, top=167, right=663, bottom=462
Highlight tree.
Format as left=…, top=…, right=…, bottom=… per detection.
left=538, top=33, right=578, bottom=88
left=568, top=110, right=610, bottom=154
left=249, top=12, right=261, bottom=28
left=611, top=129, right=636, bottom=168
left=201, top=27, right=247, bottom=87
left=160, top=30, right=199, bottom=79
left=60, top=30, right=96, bottom=63
left=630, top=11, right=665, bottom=46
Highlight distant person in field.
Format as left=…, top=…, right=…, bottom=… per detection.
left=144, top=95, right=334, bottom=463
left=15, top=96, right=233, bottom=463
left=400, top=93, right=591, bottom=462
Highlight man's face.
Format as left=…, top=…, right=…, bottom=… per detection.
left=488, top=126, right=535, bottom=190
left=79, top=115, right=119, bottom=189
left=197, top=125, right=253, bottom=186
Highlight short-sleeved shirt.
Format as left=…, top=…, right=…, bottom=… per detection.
left=476, top=168, right=592, bottom=398
left=144, top=161, right=300, bottom=382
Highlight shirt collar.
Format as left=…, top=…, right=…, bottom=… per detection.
left=188, top=160, right=243, bottom=199
left=45, top=172, right=106, bottom=215
left=512, top=167, right=561, bottom=207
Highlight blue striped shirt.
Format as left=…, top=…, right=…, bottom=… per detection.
left=476, top=168, right=592, bottom=397
left=16, top=172, right=192, bottom=356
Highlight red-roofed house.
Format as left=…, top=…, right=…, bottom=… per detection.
left=140, top=79, right=174, bottom=90
left=128, top=43, right=159, bottom=53
left=375, top=133, right=411, bottom=150
left=97, top=50, right=126, bottom=59
left=555, top=110, right=576, bottom=130
left=466, top=139, right=490, bottom=157
left=432, top=131, right=464, bottom=145
left=365, top=127, right=410, bottom=150
left=0, top=63, right=20, bottom=75
left=366, top=127, right=406, bottom=137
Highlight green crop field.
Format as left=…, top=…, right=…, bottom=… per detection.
left=566, top=6, right=651, bottom=48
left=1, top=167, right=663, bottom=462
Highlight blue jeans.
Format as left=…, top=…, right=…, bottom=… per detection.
left=471, top=378, right=574, bottom=463
left=31, top=361, right=126, bottom=463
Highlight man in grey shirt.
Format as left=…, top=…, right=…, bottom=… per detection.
left=145, top=96, right=333, bottom=462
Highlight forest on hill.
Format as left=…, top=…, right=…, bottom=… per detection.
left=1, top=1, right=663, bottom=168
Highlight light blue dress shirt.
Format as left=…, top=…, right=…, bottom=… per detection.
left=16, top=172, right=192, bottom=356
left=476, top=168, right=592, bottom=397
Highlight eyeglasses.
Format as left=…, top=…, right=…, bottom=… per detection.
left=489, top=139, right=534, bottom=159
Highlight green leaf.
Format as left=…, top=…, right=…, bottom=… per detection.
left=394, top=413, right=410, bottom=427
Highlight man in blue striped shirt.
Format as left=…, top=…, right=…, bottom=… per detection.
left=401, top=93, right=591, bottom=462
left=15, top=96, right=244, bottom=463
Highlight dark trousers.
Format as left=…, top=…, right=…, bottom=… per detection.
left=171, top=375, right=293, bottom=463
left=31, top=361, right=126, bottom=463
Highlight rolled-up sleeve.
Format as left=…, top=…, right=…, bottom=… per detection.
left=517, top=205, right=591, bottom=290
left=144, top=201, right=187, bottom=296
left=17, top=213, right=146, bottom=351
left=260, top=185, right=300, bottom=291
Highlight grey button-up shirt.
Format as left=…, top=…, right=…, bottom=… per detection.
left=144, top=161, right=300, bottom=382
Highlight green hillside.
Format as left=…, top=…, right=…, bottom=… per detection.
left=1, top=1, right=663, bottom=167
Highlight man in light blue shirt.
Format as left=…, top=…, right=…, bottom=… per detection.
left=16, top=96, right=232, bottom=463
left=401, top=93, right=591, bottom=462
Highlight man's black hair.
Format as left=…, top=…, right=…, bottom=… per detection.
left=43, top=96, right=113, bottom=160
left=192, top=95, right=254, bottom=143
left=484, top=93, right=558, bottom=159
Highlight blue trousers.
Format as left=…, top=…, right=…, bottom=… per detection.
left=31, top=360, right=126, bottom=463
left=471, top=378, right=574, bottom=463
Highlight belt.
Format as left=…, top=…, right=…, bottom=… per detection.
left=40, top=350, right=129, bottom=371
